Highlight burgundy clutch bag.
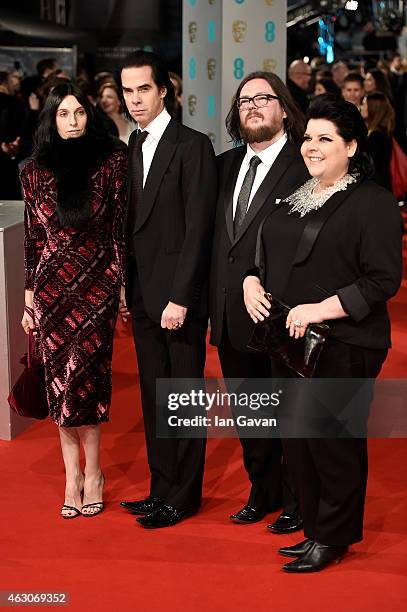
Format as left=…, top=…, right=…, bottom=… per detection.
left=8, top=329, right=48, bottom=420
left=247, top=296, right=330, bottom=378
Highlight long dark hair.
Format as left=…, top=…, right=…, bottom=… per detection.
left=119, top=50, right=175, bottom=119
left=306, top=93, right=373, bottom=176
left=33, top=82, right=103, bottom=157
left=225, top=71, right=305, bottom=144
left=366, top=68, right=393, bottom=100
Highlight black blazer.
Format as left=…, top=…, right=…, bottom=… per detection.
left=124, top=119, right=217, bottom=322
left=258, top=178, right=404, bottom=349
left=209, top=140, right=309, bottom=352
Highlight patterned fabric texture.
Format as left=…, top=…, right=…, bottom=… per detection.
left=21, top=150, right=127, bottom=427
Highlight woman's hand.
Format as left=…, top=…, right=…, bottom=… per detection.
left=21, top=301, right=36, bottom=335
left=286, top=303, right=324, bottom=339
left=119, top=285, right=131, bottom=323
left=243, top=276, right=272, bottom=323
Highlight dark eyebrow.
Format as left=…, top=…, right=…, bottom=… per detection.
left=122, top=83, right=152, bottom=92
left=57, top=106, right=85, bottom=112
left=239, top=92, right=273, bottom=98
left=303, top=133, right=335, bottom=138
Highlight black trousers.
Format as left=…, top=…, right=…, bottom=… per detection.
left=272, top=338, right=387, bottom=546
left=131, top=283, right=207, bottom=511
left=218, top=327, right=298, bottom=514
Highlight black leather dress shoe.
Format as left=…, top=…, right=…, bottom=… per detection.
left=282, top=542, right=348, bottom=573
left=136, top=503, right=198, bottom=529
left=230, top=505, right=267, bottom=524
left=267, top=513, right=303, bottom=534
left=120, top=496, right=164, bottom=515
left=278, top=539, right=314, bottom=558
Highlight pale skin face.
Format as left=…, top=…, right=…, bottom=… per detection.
left=289, top=60, right=312, bottom=90
left=55, top=95, right=87, bottom=139
left=364, top=72, right=376, bottom=93
left=301, top=118, right=357, bottom=188
left=100, top=86, right=121, bottom=115
left=314, top=82, right=327, bottom=96
left=121, top=65, right=166, bottom=129
left=360, top=97, right=368, bottom=121
left=238, top=77, right=286, bottom=151
left=342, top=81, right=364, bottom=106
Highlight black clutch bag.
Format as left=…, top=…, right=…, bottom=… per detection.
left=247, top=296, right=330, bottom=378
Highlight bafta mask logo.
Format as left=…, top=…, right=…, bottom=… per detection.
left=264, top=0, right=274, bottom=5
left=188, top=21, right=197, bottom=44
left=232, top=20, right=247, bottom=43
left=208, top=0, right=216, bottom=4
left=188, top=94, right=197, bottom=116
left=207, top=132, right=216, bottom=144
left=263, top=58, right=277, bottom=72
left=207, top=58, right=216, bottom=80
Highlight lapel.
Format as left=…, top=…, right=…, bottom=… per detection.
left=124, top=130, right=137, bottom=241
left=292, top=177, right=362, bottom=265
left=234, top=142, right=299, bottom=245
left=223, top=146, right=245, bottom=244
left=133, top=119, right=178, bottom=234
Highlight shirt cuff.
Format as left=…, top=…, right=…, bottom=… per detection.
left=337, top=284, right=371, bottom=323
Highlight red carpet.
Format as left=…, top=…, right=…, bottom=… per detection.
left=1, top=284, right=406, bottom=610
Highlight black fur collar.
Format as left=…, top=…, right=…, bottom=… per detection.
left=38, top=134, right=122, bottom=228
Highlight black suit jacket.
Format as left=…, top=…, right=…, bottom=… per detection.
left=209, top=140, right=309, bottom=351
left=259, top=178, right=404, bottom=349
left=125, top=119, right=217, bottom=322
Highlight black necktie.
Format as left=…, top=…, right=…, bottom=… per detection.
left=234, top=155, right=262, bottom=236
left=133, top=130, right=148, bottom=209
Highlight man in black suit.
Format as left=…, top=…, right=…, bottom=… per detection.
left=119, top=51, right=217, bottom=528
left=210, top=71, right=309, bottom=532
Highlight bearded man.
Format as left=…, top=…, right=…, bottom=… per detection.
left=209, top=72, right=308, bottom=533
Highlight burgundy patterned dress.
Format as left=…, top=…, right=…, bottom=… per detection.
left=21, top=150, right=127, bottom=427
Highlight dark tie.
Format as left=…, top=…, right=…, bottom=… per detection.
left=233, top=155, right=262, bottom=236
left=133, top=130, right=148, bottom=209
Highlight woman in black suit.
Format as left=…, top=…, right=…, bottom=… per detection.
left=243, top=94, right=403, bottom=572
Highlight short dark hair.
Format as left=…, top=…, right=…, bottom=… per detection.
left=33, top=82, right=97, bottom=155
left=225, top=71, right=305, bottom=144
left=343, top=71, right=364, bottom=88
left=316, top=78, right=341, bottom=95
left=36, top=58, right=57, bottom=77
left=119, top=50, right=175, bottom=118
left=306, top=93, right=373, bottom=176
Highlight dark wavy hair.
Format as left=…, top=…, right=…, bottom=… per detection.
left=119, top=50, right=175, bottom=119
left=33, top=82, right=103, bottom=156
left=315, top=78, right=341, bottom=96
left=306, top=93, right=374, bottom=177
left=225, top=71, right=305, bottom=144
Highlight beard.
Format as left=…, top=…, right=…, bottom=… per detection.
left=240, top=114, right=283, bottom=144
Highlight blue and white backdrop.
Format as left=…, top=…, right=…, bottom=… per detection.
left=182, top=0, right=287, bottom=154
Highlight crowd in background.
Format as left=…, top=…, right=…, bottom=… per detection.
left=0, top=50, right=406, bottom=202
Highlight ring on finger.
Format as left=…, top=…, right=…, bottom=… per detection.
left=293, top=319, right=302, bottom=327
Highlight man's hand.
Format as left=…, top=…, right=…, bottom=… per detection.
left=161, top=301, right=187, bottom=330
left=243, top=276, right=271, bottom=323
left=119, top=285, right=131, bottom=322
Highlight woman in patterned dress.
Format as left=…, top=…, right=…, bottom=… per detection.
left=20, top=83, right=128, bottom=518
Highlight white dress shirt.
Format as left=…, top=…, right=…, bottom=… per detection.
left=232, top=133, right=287, bottom=219
left=139, top=107, right=172, bottom=187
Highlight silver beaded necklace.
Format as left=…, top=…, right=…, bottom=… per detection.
left=286, top=174, right=357, bottom=217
